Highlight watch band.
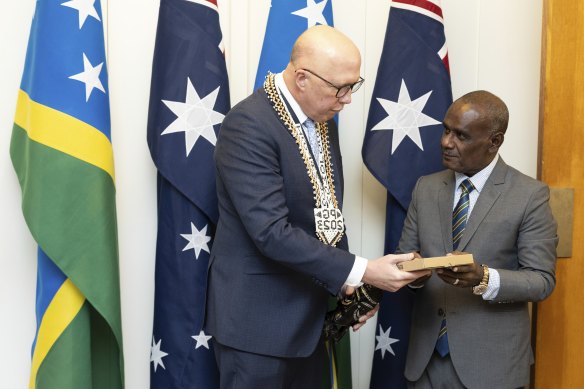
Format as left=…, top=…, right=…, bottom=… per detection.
left=472, top=264, right=490, bottom=295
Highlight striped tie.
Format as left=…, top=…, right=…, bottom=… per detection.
left=435, top=318, right=449, bottom=357
left=452, top=179, right=475, bottom=250
left=435, top=179, right=475, bottom=357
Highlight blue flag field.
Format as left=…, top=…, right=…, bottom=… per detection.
left=147, top=0, right=230, bottom=388
left=362, top=0, right=453, bottom=387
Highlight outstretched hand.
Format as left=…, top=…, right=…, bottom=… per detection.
left=362, top=252, right=431, bottom=292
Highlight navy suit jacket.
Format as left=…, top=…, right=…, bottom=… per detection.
left=205, top=88, right=355, bottom=358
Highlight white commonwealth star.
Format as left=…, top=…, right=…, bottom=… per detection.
left=68, top=53, right=105, bottom=102
left=371, top=79, right=441, bottom=154
left=61, top=0, right=101, bottom=29
left=291, top=0, right=329, bottom=28
left=150, top=336, right=168, bottom=373
left=192, top=330, right=213, bottom=350
left=161, top=78, right=224, bottom=157
left=375, top=324, right=399, bottom=359
left=180, top=222, right=211, bottom=259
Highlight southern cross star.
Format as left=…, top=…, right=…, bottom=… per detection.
left=180, top=222, right=211, bottom=259
left=375, top=324, right=399, bottom=359
left=192, top=330, right=213, bottom=350
left=150, top=336, right=168, bottom=373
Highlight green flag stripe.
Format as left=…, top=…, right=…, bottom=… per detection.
left=30, top=279, right=85, bottom=388
left=333, top=335, right=352, bottom=388
left=10, top=124, right=123, bottom=372
left=322, top=297, right=352, bottom=388
left=35, top=301, right=122, bottom=389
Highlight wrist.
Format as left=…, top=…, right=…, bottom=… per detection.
left=472, top=264, right=489, bottom=295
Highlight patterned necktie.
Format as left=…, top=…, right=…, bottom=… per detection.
left=435, top=318, right=449, bottom=357
left=435, top=179, right=476, bottom=357
left=303, top=119, right=319, bottom=164
left=452, top=178, right=475, bottom=250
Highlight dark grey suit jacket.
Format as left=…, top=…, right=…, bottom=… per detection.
left=399, top=158, right=557, bottom=389
left=205, top=88, right=355, bottom=358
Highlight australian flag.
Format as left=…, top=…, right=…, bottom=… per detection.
left=147, top=0, right=230, bottom=388
left=362, top=1, right=452, bottom=387
left=253, top=0, right=334, bottom=90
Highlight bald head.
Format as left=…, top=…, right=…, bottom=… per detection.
left=290, top=25, right=360, bottom=71
left=449, top=90, right=509, bottom=135
left=282, top=26, right=362, bottom=122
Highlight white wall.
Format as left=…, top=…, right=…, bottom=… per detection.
left=0, top=0, right=542, bottom=388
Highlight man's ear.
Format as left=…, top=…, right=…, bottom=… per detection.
left=489, top=131, right=504, bottom=152
left=296, top=70, right=307, bottom=88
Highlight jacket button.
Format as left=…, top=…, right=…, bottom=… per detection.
left=438, top=308, right=444, bottom=316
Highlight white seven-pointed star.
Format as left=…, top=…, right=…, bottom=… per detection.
left=180, top=223, right=211, bottom=259
left=375, top=324, right=399, bottom=359
left=150, top=336, right=168, bottom=372
left=371, top=79, right=441, bottom=154
left=161, top=78, right=224, bottom=157
left=61, top=0, right=101, bottom=29
left=291, top=0, right=329, bottom=28
left=68, top=53, right=105, bottom=102
left=192, top=330, right=213, bottom=350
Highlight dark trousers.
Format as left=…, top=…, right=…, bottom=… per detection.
left=214, top=339, right=327, bottom=389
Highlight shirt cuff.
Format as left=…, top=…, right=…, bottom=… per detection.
left=345, top=256, right=367, bottom=287
left=482, top=268, right=500, bottom=300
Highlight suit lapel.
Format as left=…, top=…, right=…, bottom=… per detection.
left=261, top=89, right=297, bottom=141
left=439, top=172, right=455, bottom=253
left=457, top=159, right=507, bottom=251
left=262, top=89, right=345, bottom=207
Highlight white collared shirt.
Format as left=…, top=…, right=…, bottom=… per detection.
left=453, top=154, right=501, bottom=300
left=275, top=72, right=308, bottom=125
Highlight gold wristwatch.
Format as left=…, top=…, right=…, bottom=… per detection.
left=472, top=265, right=489, bottom=295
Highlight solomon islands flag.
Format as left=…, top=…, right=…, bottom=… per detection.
left=147, top=0, right=230, bottom=388
left=10, top=0, right=124, bottom=388
left=362, top=1, right=452, bottom=387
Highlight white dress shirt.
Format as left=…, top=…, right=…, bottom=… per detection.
left=453, top=154, right=501, bottom=300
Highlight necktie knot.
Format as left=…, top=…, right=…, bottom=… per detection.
left=460, top=178, right=475, bottom=195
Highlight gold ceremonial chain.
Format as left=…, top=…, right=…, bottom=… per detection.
left=264, top=73, right=343, bottom=246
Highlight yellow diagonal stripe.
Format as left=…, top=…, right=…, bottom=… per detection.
left=326, top=341, right=339, bottom=389
left=29, top=279, right=85, bottom=389
left=14, top=90, right=115, bottom=181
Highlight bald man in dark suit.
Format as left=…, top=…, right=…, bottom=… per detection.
left=205, top=25, right=428, bottom=388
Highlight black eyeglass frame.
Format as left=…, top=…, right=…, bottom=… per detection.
left=297, top=68, right=365, bottom=98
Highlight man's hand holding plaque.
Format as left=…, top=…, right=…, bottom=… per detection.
left=323, top=252, right=432, bottom=343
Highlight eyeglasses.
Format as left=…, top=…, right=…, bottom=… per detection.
left=298, top=68, right=365, bottom=98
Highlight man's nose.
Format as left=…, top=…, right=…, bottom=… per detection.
left=441, top=132, right=452, bottom=148
left=338, top=90, right=352, bottom=104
